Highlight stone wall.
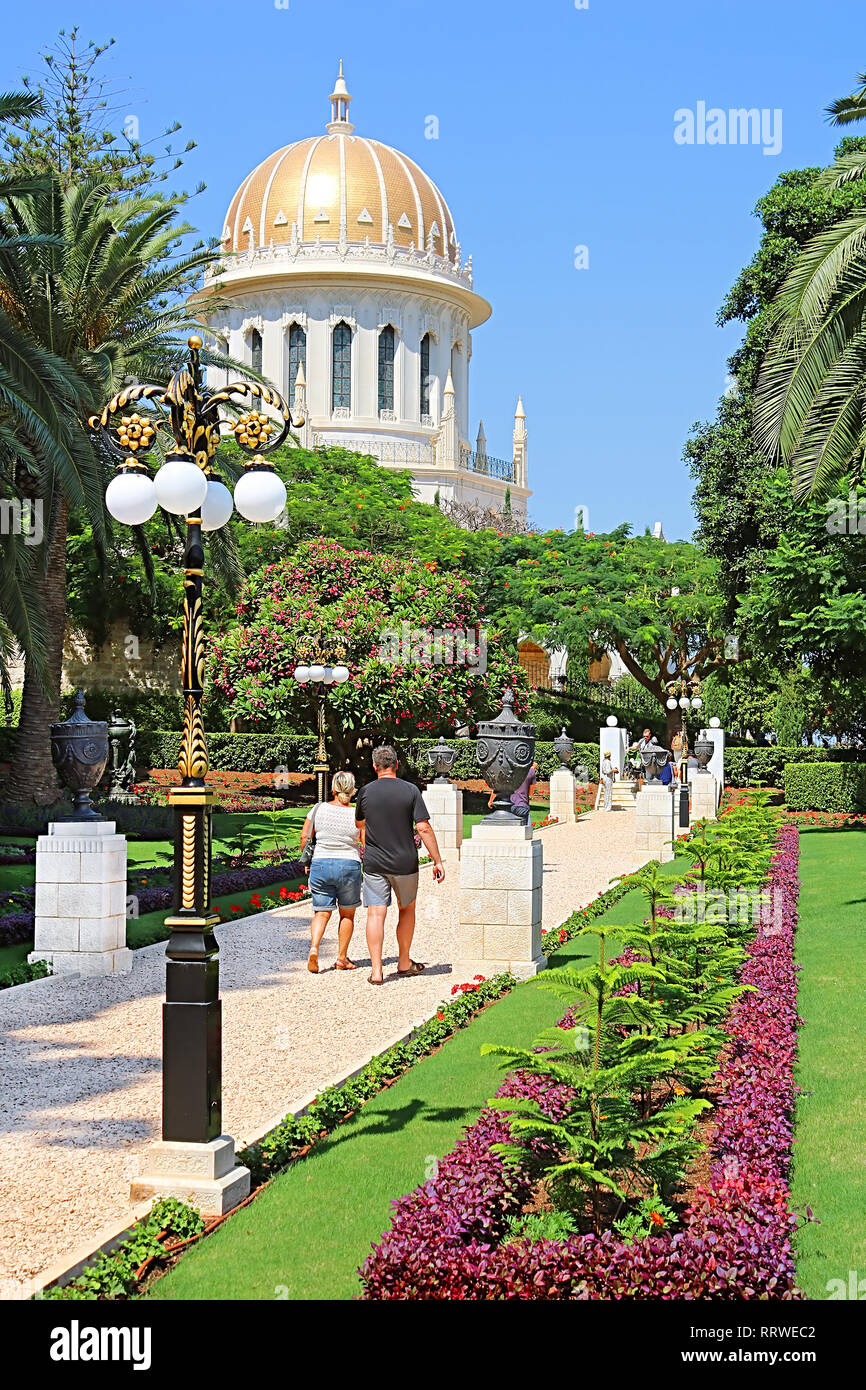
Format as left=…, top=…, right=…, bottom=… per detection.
left=8, top=622, right=179, bottom=696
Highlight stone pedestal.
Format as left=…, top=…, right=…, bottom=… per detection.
left=30, top=821, right=131, bottom=976
left=635, top=785, right=676, bottom=863
left=549, top=766, right=577, bottom=823
left=423, top=780, right=463, bottom=857
left=130, top=1135, right=250, bottom=1216
left=455, top=820, right=544, bottom=981
left=700, top=728, right=726, bottom=794
left=690, top=774, right=719, bottom=823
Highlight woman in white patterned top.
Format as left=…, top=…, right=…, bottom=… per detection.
left=299, top=771, right=363, bottom=973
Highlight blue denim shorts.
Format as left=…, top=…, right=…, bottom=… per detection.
left=308, top=857, right=362, bottom=910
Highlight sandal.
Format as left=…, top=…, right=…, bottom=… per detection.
left=367, top=973, right=384, bottom=985
left=335, top=957, right=357, bottom=971
left=397, top=960, right=425, bottom=977
left=307, top=950, right=319, bottom=974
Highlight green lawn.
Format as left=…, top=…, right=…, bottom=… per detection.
left=792, top=827, right=866, bottom=1299
left=145, top=867, right=664, bottom=1302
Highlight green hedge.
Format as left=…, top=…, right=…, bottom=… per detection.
left=724, top=746, right=860, bottom=786
left=139, top=731, right=320, bottom=774
left=0, top=799, right=173, bottom=838
left=784, top=762, right=866, bottom=813
left=137, top=731, right=600, bottom=781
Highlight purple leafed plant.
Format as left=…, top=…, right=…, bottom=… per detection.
left=359, top=825, right=803, bottom=1300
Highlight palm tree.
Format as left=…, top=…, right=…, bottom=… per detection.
left=754, top=87, right=866, bottom=496
left=0, top=91, right=85, bottom=718
left=0, top=170, right=217, bottom=800
left=826, top=72, right=866, bottom=126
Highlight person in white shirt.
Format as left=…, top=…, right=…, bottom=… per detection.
left=299, top=771, right=363, bottom=974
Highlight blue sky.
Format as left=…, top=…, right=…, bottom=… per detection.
left=2, top=0, right=863, bottom=539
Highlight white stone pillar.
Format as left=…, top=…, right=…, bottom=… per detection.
left=30, top=822, right=131, bottom=976
left=701, top=728, right=726, bottom=791
left=634, top=785, right=676, bottom=864
left=690, top=774, right=718, bottom=824
left=423, top=780, right=463, bottom=858
left=599, top=725, right=628, bottom=779
left=549, top=767, right=577, bottom=823
left=456, top=820, right=544, bottom=980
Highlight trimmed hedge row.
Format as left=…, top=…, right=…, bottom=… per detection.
left=138, top=731, right=320, bottom=774
left=725, top=745, right=860, bottom=785
left=0, top=800, right=173, bottom=838
left=136, top=732, right=600, bottom=781
left=784, top=762, right=866, bottom=812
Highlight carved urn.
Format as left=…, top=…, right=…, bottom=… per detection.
left=476, top=688, right=536, bottom=823
left=426, top=735, right=457, bottom=784
left=640, top=740, right=672, bottom=786
left=553, top=726, right=574, bottom=767
left=693, top=735, right=714, bottom=773
left=103, top=710, right=138, bottom=802
left=50, top=690, right=109, bottom=820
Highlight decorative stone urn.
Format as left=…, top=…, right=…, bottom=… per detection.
left=640, top=740, right=672, bottom=786
left=50, top=690, right=109, bottom=821
left=103, top=710, right=138, bottom=802
left=693, top=735, right=714, bottom=773
left=476, top=688, right=536, bottom=823
left=553, top=726, right=574, bottom=767
left=426, top=735, right=457, bottom=783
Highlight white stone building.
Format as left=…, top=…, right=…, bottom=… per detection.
left=200, top=64, right=530, bottom=516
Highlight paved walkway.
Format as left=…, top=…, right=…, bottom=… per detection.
left=0, top=809, right=640, bottom=1291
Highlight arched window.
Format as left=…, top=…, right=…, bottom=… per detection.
left=378, top=325, right=395, bottom=413
left=250, top=327, right=263, bottom=375
left=332, top=321, right=352, bottom=410
left=420, top=333, right=431, bottom=418
left=288, top=323, right=306, bottom=403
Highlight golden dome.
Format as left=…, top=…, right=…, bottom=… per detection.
left=221, top=65, right=459, bottom=265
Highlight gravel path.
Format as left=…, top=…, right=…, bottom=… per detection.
left=0, top=808, right=639, bottom=1290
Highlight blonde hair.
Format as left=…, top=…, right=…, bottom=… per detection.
left=332, top=770, right=356, bottom=805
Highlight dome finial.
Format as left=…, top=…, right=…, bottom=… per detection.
left=328, top=60, right=354, bottom=135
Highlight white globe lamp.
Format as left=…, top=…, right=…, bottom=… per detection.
left=309, top=663, right=325, bottom=683
left=294, top=665, right=311, bottom=684
left=201, top=479, right=234, bottom=531
left=679, top=696, right=690, bottom=710
left=106, top=469, right=158, bottom=526
left=153, top=453, right=208, bottom=515
left=692, top=696, right=703, bottom=711
left=322, top=667, right=335, bottom=685
left=605, top=714, right=618, bottom=727
left=233, top=467, right=287, bottom=523
left=709, top=716, right=721, bottom=729
left=666, top=697, right=678, bottom=711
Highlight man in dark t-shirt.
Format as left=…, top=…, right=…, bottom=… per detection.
left=355, top=745, right=445, bottom=985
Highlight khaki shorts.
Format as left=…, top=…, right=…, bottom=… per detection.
left=362, top=871, right=419, bottom=909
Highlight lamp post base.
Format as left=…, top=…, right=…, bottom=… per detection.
left=130, top=1135, right=250, bottom=1216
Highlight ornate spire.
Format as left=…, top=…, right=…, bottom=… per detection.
left=327, top=59, right=354, bottom=134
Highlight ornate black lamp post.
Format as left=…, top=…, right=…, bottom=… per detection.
left=293, top=651, right=351, bottom=802
left=90, top=336, right=303, bottom=1147
left=476, top=688, right=536, bottom=823
left=665, top=678, right=703, bottom=770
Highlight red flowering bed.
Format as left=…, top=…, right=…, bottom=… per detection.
left=359, top=824, right=802, bottom=1300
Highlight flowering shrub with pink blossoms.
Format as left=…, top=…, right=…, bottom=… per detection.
left=360, top=816, right=803, bottom=1300
left=209, top=538, right=526, bottom=759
